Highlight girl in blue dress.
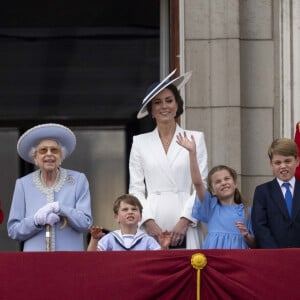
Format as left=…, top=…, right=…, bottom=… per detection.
left=177, top=132, right=256, bottom=249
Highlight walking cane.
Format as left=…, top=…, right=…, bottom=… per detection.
left=46, top=224, right=51, bottom=252
left=45, top=217, right=67, bottom=251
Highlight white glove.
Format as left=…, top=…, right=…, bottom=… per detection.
left=45, top=213, right=60, bottom=226
left=34, top=202, right=60, bottom=226
left=48, top=202, right=59, bottom=213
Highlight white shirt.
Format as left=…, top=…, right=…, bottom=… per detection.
left=277, top=177, right=296, bottom=197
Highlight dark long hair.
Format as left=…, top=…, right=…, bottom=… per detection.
left=146, top=84, right=184, bottom=118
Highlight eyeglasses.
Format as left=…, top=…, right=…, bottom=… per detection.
left=37, top=147, right=61, bottom=155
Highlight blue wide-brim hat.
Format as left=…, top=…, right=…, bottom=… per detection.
left=17, top=123, right=76, bottom=164
left=137, top=69, right=192, bottom=119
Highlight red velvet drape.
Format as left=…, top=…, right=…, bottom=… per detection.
left=0, top=249, right=299, bottom=300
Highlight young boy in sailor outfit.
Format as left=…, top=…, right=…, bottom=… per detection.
left=87, top=194, right=171, bottom=251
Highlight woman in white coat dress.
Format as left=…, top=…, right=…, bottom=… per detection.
left=129, top=70, right=208, bottom=249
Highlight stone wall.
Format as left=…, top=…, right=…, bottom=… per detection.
left=183, top=0, right=275, bottom=203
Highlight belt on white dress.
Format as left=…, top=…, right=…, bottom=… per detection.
left=149, top=190, right=187, bottom=195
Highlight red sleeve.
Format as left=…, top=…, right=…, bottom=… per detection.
left=294, top=122, right=300, bottom=180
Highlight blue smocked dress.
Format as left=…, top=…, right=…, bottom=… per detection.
left=192, top=191, right=253, bottom=249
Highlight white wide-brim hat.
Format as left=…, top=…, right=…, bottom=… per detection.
left=17, top=123, right=76, bottom=164
left=137, top=69, right=192, bottom=119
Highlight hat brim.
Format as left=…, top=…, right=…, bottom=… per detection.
left=17, top=123, right=76, bottom=164
left=137, top=70, right=192, bottom=119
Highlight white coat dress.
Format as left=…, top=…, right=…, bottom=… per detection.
left=129, top=124, right=208, bottom=249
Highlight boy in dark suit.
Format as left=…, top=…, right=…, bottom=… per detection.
left=252, top=138, right=300, bottom=248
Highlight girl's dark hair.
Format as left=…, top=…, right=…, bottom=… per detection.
left=146, top=84, right=184, bottom=118
left=207, top=165, right=249, bottom=219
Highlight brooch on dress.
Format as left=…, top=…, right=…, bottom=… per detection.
left=66, top=175, right=75, bottom=185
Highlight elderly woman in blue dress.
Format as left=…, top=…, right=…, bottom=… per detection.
left=7, top=123, right=93, bottom=251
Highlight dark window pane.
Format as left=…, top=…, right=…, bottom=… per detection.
left=0, top=1, right=160, bottom=124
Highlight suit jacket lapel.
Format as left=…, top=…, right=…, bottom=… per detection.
left=270, top=179, right=290, bottom=218
left=165, top=125, right=184, bottom=164
left=148, top=128, right=177, bottom=186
